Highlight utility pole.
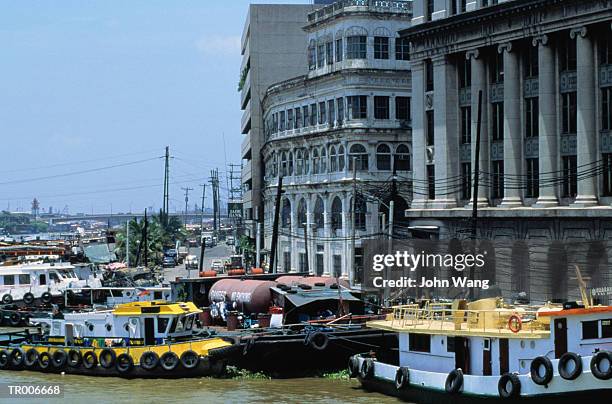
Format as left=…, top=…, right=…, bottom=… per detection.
left=385, top=200, right=394, bottom=306
left=199, top=184, right=206, bottom=272
left=209, top=170, right=220, bottom=234
left=470, top=90, right=483, bottom=300
left=181, top=186, right=193, bottom=227
left=303, top=224, right=309, bottom=274
left=162, top=146, right=170, bottom=226
left=255, top=207, right=261, bottom=268
left=350, top=159, right=357, bottom=286
left=269, top=176, right=283, bottom=274
left=143, top=208, right=149, bottom=268
left=126, top=220, right=130, bottom=267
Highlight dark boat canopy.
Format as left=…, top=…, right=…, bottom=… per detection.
left=271, top=287, right=360, bottom=309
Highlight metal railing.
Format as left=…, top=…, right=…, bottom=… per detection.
left=308, top=0, right=412, bottom=23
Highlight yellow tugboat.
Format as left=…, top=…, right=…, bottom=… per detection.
left=0, top=301, right=238, bottom=378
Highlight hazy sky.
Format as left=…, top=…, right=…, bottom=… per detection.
left=0, top=0, right=307, bottom=215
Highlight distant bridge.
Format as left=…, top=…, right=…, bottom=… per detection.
left=51, top=212, right=225, bottom=226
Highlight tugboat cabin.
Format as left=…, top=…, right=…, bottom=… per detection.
left=34, top=301, right=202, bottom=346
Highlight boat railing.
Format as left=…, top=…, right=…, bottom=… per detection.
left=390, top=304, right=549, bottom=334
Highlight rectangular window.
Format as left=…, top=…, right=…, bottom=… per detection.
left=491, top=52, right=504, bottom=83
left=492, top=160, right=504, bottom=199
left=310, top=104, right=317, bottom=126
left=335, top=38, right=343, bottom=62
left=374, top=96, right=390, bottom=119
left=425, top=0, right=434, bottom=21
left=295, top=107, right=301, bottom=129
left=318, top=101, right=326, bottom=125
left=409, top=333, right=431, bottom=353
left=492, top=102, right=504, bottom=141
left=347, top=95, right=367, bottom=119
left=299, top=253, right=307, bottom=272
left=346, top=36, right=367, bottom=59
left=18, top=274, right=31, bottom=285
left=317, top=44, right=325, bottom=68
left=395, top=37, right=410, bottom=61
left=602, top=87, right=612, bottom=131
left=461, top=106, right=471, bottom=144
left=283, top=251, right=291, bottom=273
left=337, top=98, right=344, bottom=124
left=328, top=100, right=335, bottom=125
left=326, top=41, right=333, bottom=65
left=562, top=155, right=577, bottom=198
left=582, top=320, right=599, bottom=339
left=3, top=275, right=15, bottom=286
left=425, top=59, right=434, bottom=91
left=458, top=57, right=471, bottom=88
left=333, top=255, right=342, bottom=277
left=446, top=336, right=455, bottom=353
left=374, top=37, right=389, bottom=60
left=599, top=37, right=612, bottom=66
left=426, top=110, right=434, bottom=146
left=525, top=98, right=539, bottom=138
left=461, top=162, right=472, bottom=200
left=279, top=111, right=286, bottom=131
left=524, top=45, right=539, bottom=78
left=562, top=92, right=577, bottom=134
left=157, top=317, right=169, bottom=333
left=287, top=109, right=294, bottom=130
left=526, top=158, right=539, bottom=198
left=560, top=38, right=577, bottom=72
left=603, top=319, right=612, bottom=338
left=603, top=153, right=612, bottom=196
left=460, top=0, right=467, bottom=12
left=427, top=165, right=435, bottom=199
left=303, top=106, right=310, bottom=127
left=395, top=96, right=410, bottom=121
left=308, top=46, right=316, bottom=70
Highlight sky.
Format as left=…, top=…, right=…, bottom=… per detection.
left=0, top=0, right=308, bottom=215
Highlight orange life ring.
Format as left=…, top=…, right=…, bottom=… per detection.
left=508, top=314, right=522, bottom=333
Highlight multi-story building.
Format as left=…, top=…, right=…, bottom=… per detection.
left=240, top=4, right=320, bottom=241
left=402, top=0, right=612, bottom=302
left=261, top=0, right=413, bottom=284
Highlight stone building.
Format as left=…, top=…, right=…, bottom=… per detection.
left=402, top=0, right=612, bottom=303
left=261, top=1, right=413, bottom=284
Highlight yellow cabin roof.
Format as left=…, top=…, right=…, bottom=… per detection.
left=113, top=301, right=202, bottom=316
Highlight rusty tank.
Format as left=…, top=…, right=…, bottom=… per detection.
left=208, top=279, right=276, bottom=314
left=275, top=275, right=349, bottom=289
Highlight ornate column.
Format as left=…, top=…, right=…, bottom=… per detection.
left=533, top=35, right=559, bottom=207
left=571, top=27, right=598, bottom=207
left=432, top=54, right=459, bottom=208
left=499, top=42, right=523, bottom=207
left=468, top=49, right=489, bottom=207
left=410, top=60, right=428, bottom=208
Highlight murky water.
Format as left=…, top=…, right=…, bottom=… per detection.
left=0, top=370, right=400, bottom=404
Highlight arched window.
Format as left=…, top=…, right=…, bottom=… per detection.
left=320, top=147, right=327, bottom=173
left=288, top=151, right=294, bottom=176
left=395, top=144, right=410, bottom=171
left=376, top=144, right=391, bottom=171
left=297, top=199, right=307, bottom=227
left=345, top=26, right=368, bottom=59
left=330, top=146, right=337, bottom=172
left=349, top=144, right=368, bottom=171
left=314, top=197, right=324, bottom=229
left=351, top=195, right=367, bottom=231
left=281, top=198, right=291, bottom=228
left=272, top=152, right=278, bottom=177
left=312, top=148, right=320, bottom=174
left=331, top=197, right=343, bottom=231
left=281, top=152, right=288, bottom=177
left=304, top=150, right=310, bottom=174
left=296, top=149, right=303, bottom=175
left=338, top=145, right=345, bottom=171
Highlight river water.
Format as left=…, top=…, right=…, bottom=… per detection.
left=0, top=370, right=400, bottom=403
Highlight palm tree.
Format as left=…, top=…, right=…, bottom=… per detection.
left=115, top=217, right=165, bottom=267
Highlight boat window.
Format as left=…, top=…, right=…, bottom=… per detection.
left=409, top=333, right=431, bottom=353
left=602, top=319, right=612, bottom=338
left=49, top=272, right=60, bottom=283
left=483, top=338, right=491, bottom=351
left=175, top=316, right=185, bottom=332
left=18, top=274, right=31, bottom=285
left=39, top=274, right=47, bottom=285
left=184, top=315, right=194, bottom=331
left=3, top=275, right=15, bottom=286
left=446, top=336, right=455, bottom=353
left=157, top=317, right=169, bottom=333
left=582, top=320, right=599, bottom=339
left=154, top=291, right=162, bottom=299
left=168, top=318, right=177, bottom=333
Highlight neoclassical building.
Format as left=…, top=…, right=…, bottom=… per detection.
left=402, top=0, right=612, bottom=303
left=261, top=1, right=413, bottom=284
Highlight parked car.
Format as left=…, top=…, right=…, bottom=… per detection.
left=211, top=259, right=224, bottom=272
left=185, top=255, right=199, bottom=270
left=226, top=236, right=235, bottom=246
left=162, top=256, right=176, bottom=268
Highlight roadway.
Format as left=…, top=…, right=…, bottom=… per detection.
left=162, top=242, right=235, bottom=280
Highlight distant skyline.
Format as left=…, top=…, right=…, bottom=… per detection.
left=0, top=0, right=308, bottom=214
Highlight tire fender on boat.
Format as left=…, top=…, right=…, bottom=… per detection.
left=160, top=352, right=179, bottom=371
left=115, top=353, right=134, bottom=374
left=99, top=348, right=116, bottom=369
left=445, top=368, right=463, bottom=394
left=498, top=373, right=521, bottom=399
left=360, top=358, right=375, bottom=379
left=395, top=366, right=410, bottom=390
left=530, top=356, right=553, bottom=385
left=24, top=349, right=39, bottom=368
left=82, top=351, right=97, bottom=369
left=558, top=352, right=582, bottom=380
left=9, top=313, right=21, bottom=327
left=9, top=348, right=25, bottom=368
left=68, top=349, right=82, bottom=367
left=38, top=352, right=52, bottom=371
left=180, top=350, right=199, bottom=370
left=23, top=292, right=35, bottom=306
left=41, top=292, right=52, bottom=304
left=2, top=294, right=13, bottom=305
left=52, top=350, right=68, bottom=369
left=0, top=350, right=9, bottom=369
left=308, top=332, right=329, bottom=351
left=348, top=356, right=360, bottom=378
left=590, top=350, right=612, bottom=380
left=140, top=351, right=159, bottom=371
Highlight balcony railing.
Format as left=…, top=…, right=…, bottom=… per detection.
left=308, top=0, right=412, bottom=23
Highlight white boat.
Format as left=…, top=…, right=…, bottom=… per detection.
left=0, top=261, right=102, bottom=305
left=350, top=296, right=612, bottom=402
